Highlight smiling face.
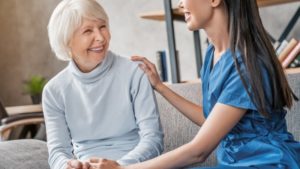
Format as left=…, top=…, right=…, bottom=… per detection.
left=68, top=18, right=111, bottom=73
left=179, top=0, right=214, bottom=31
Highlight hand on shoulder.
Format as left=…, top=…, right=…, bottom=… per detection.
left=131, top=55, right=166, bottom=93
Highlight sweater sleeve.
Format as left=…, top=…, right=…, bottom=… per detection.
left=42, top=84, right=74, bottom=169
left=117, top=69, right=164, bottom=165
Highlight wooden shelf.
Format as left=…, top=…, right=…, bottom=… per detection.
left=285, top=67, right=300, bottom=74
left=140, top=0, right=299, bottom=21
left=257, top=0, right=299, bottom=7
left=140, top=8, right=184, bottom=21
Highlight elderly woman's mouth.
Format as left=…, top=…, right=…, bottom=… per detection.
left=88, top=47, right=104, bottom=52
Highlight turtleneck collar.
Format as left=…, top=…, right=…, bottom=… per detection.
left=68, top=51, right=114, bottom=84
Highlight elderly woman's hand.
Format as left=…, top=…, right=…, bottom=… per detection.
left=131, top=56, right=165, bottom=93
left=66, top=159, right=90, bottom=169
left=88, top=158, right=122, bottom=169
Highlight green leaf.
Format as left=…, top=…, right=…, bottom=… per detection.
left=23, top=75, right=47, bottom=96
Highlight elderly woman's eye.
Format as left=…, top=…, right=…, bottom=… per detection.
left=99, top=25, right=106, bottom=29
left=84, top=29, right=92, bottom=33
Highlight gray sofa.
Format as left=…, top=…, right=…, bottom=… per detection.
left=0, top=72, right=299, bottom=169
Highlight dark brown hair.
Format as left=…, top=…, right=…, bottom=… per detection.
left=224, top=0, right=298, bottom=117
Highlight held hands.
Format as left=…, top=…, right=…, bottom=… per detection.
left=131, top=56, right=165, bottom=92
left=66, top=158, right=122, bottom=169
left=89, top=158, right=122, bottom=169
left=67, top=159, right=90, bottom=169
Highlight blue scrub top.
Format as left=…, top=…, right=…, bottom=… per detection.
left=200, top=44, right=300, bottom=168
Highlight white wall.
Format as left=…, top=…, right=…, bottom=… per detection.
left=0, top=0, right=299, bottom=105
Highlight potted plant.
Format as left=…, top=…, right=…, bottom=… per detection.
left=23, top=75, right=47, bottom=104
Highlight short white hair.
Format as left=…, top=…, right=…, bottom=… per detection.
left=48, top=0, right=109, bottom=61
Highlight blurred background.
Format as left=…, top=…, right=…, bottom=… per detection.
left=0, top=0, right=299, bottom=106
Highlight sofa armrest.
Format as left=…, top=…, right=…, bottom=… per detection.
left=0, top=117, right=44, bottom=141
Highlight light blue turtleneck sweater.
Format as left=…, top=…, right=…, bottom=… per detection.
left=42, top=51, right=164, bottom=169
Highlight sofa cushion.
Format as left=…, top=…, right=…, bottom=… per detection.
left=0, top=139, right=49, bottom=169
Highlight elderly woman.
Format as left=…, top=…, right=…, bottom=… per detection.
left=43, top=0, right=164, bottom=169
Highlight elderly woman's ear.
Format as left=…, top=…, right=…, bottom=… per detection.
left=68, top=50, right=73, bottom=59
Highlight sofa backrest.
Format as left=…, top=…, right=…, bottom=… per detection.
left=155, top=82, right=201, bottom=153
left=155, top=72, right=300, bottom=166
left=286, top=73, right=300, bottom=141
left=155, top=82, right=218, bottom=166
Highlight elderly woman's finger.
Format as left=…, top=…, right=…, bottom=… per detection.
left=82, top=161, right=90, bottom=169
left=89, top=158, right=112, bottom=169
left=89, top=158, right=99, bottom=163
left=90, top=163, right=101, bottom=169
left=91, top=160, right=120, bottom=169
left=90, top=158, right=108, bottom=164
left=67, top=160, right=83, bottom=169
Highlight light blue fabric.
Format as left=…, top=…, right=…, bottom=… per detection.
left=200, top=45, right=300, bottom=169
left=42, top=51, right=164, bottom=169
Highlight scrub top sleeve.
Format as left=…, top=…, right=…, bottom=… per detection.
left=217, top=67, right=256, bottom=111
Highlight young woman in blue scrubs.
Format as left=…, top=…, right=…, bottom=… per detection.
left=85, top=0, right=300, bottom=168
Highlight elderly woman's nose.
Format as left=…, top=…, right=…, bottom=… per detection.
left=95, top=31, right=104, bottom=42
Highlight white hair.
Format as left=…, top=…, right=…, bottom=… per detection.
left=48, top=0, right=109, bottom=61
